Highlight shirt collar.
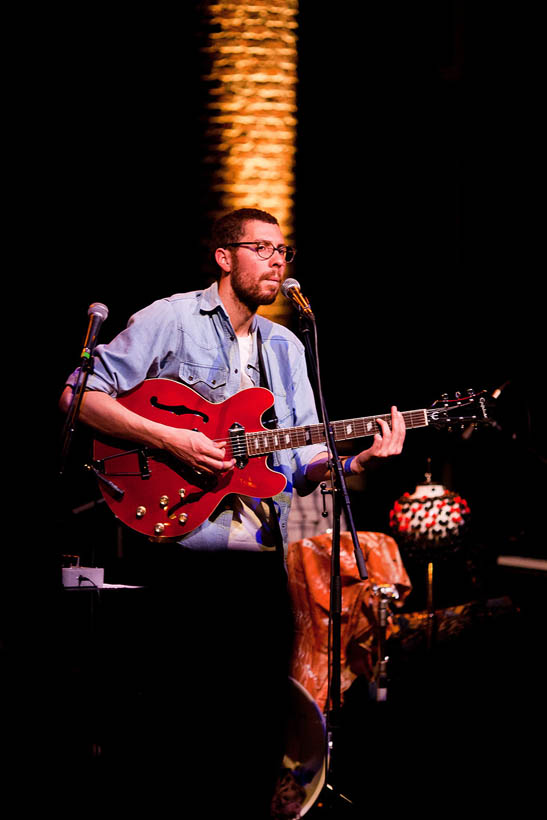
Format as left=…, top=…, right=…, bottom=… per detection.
left=198, top=280, right=224, bottom=314
left=198, top=281, right=258, bottom=335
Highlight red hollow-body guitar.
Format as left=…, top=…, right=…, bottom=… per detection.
left=91, top=379, right=489, bottom=541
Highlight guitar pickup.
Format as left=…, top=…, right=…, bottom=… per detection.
left=229, top=422, right=248, bottom=469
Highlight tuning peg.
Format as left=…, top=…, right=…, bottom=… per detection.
left=455, top=391, right=461, bottom=399
left=467, top=388, right=475, bottom=396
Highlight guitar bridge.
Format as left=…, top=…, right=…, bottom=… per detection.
left=229, top=422, right=248, bottom=469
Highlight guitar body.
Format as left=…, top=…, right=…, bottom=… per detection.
left=93, top=379, right=287, bottom=540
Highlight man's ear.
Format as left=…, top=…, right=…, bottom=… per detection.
left=215, top=247, right=232, bottom=273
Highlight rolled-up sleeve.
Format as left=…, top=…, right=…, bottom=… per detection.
left=65, top=299, right=180, bottom=396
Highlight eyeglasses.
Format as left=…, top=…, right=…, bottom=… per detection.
left=226, top=241, right=297, bottom=263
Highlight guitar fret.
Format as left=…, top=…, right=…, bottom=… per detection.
left=245, top=409, right=429, bottom=455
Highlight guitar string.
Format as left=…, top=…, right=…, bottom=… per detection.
left=207, top=403, right=474, bottom=456
left=211, top=410, right=429, bottom=457
left=224, top=413, right=429, bottom=453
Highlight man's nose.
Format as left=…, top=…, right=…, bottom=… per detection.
left=270, top=248, right=286, bottom=265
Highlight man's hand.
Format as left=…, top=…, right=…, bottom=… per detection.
left=304, top=406, right=406, bottom=484
left=351, top=406, right=406, bottom=474
left=161, top=428, right=236, bottom=475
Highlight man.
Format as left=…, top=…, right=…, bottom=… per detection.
left=60, top=208, right=405, bottom=548
left=60, top=208, right=405, bottom=816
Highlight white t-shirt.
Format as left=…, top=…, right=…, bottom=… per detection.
left=227, top=332, right=277, bottom=551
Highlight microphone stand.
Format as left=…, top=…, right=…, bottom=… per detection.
left=59, top=357, right=94, bottom=476
left=295, top=309, right=368, bottom=811
left=59, top=306, right=107, bottom=476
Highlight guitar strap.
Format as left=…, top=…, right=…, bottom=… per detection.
left=256, top=327, right=285, bottom=560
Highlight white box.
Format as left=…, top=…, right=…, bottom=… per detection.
left=62, top=566, right=105, bottom=588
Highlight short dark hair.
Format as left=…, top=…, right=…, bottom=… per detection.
left=210, top=208, right=279, bottom=253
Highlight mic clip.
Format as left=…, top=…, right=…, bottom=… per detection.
left=294, top=295, right=315, bottom=320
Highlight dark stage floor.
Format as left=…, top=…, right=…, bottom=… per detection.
left=5, top=543, right=544, bottom=816
left=306, top=554, right=546, bottom=817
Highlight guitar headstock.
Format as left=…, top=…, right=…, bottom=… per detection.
left=427, top=389, right=491, bottom=431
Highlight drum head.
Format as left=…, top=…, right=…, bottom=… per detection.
left=271, top=677, right=326, bottom=818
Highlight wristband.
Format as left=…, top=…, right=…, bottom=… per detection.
left=343, top=456, right=355, bottom=476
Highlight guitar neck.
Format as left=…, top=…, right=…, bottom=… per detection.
left=246, top=409, right=429, bottom=456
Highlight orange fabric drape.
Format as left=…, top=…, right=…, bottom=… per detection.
left=287, top=531, right=411, bottom=713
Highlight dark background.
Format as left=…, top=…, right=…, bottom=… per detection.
left=9, top=3, right=544, bottom=802
left=41, top=2, right=543, bottom=569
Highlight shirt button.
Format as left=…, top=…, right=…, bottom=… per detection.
left=234, top=368, right=239, bottom=374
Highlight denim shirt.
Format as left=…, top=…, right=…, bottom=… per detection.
left=74, top=282, right=326, bottom=552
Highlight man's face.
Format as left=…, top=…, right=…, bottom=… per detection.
left=228, top=220, right=287, bottom=310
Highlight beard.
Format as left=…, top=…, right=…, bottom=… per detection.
left=230, top=256, right=280, bottom=312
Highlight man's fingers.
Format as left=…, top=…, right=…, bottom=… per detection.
left=170, top=430, right=236, bottom=473
left=390, top=406, right=406, bottom=451
left=375, top=411, right=405, bottom=455
left=203, top=454, right=236, bottom=472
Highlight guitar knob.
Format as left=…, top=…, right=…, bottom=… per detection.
left=154, top=523, right=165, bottom=535
left=136, top=506, right=147, bottom=519
left=178, top=513, right=189, bottom=525
left=159, top=495, right=169, bottom=509
left=179, top=488, right=186, bottom=499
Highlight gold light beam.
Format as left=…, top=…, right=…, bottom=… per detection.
left=200, top=0, right=299, bottom=324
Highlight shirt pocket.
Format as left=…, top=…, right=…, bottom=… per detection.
left=179, top=361, right=228, bottom=402
left=269, top=387, right=292, bottom=429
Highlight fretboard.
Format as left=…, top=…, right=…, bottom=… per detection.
left=245, top=409, right=428, bottom=456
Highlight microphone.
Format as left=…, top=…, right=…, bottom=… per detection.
left=281, top=278, right=315, bottom=320
left=462, top=380, right=510, bottom=439
left=80, top=302, right=109, bottom=360
left=492, top=380, right=510, bottom=400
